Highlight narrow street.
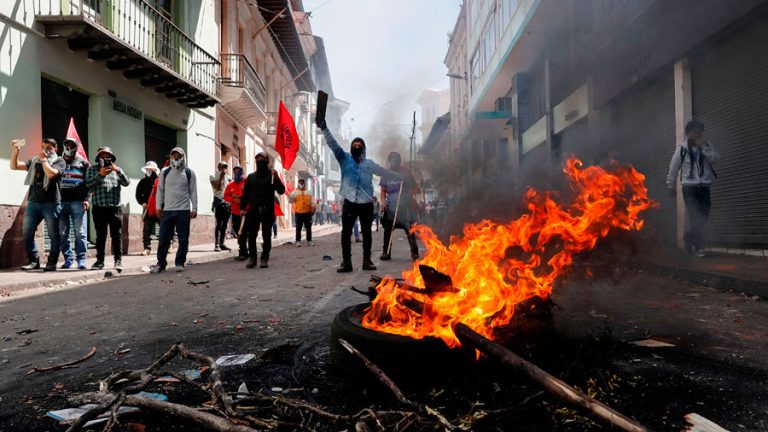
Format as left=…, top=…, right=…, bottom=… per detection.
left=1, top=229, right=767, bottom=431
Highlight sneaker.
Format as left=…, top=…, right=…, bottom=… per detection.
left=362, top=260, right=377, bottom=271
left=114, top=260, right=123, bottom=272
left=308, top=241, right=316, bottom=247
left=296, top=242, right=302, bottom=247
left=235, top=255, right=248, bottom=261
left=61, top=259, right=73, bottom=269
left=175, top=266, right=185, bottom=272
left=150, top=265, right=166, bottom=273
left=214, top=245, right=221, bottom=252
left=141, top=249, right=151, bottom=256
left=694, top=249, right=707, bottom=258
left=354, top=238, right=362, bottom=243
left=337, top=261, right=353, bottom=273
left=379, top=253, right=391, bottom=261
left=77, top=259, right=87, bottom=270
left=259, top=259, right=269, bottom=268
left=220, top=244, right=231, bottom=251
left=246, top=258, right=257, bottom=269
left=21, top=258, right=40, bottom=271
left=91, top=261, right=105, bottom=270
left=43, top=263, right=57, bottom=272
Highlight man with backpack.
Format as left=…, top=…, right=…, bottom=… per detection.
left=152, top=147, right=198, bottom=273
left=666, top=120, right=720, bottom=257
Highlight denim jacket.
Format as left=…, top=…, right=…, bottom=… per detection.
left=322, top=128, right=400, bottom=204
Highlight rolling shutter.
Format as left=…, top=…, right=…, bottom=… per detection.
left=691, top=13, right=768, bottom=248
left=144, top=119, right=177, bottom=166
left=606, top=71, right=677, bottom=245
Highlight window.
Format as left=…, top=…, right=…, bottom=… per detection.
left=501, top=0, right=519, bottom=29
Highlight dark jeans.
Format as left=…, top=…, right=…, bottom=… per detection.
left=295, top=212, right=313, bottom=242
left=231, top=214, right=248, bottom=257
left=213, top=198, right=231, bottom=246
left=342, top=200, right=373, bottom=263
left=142, top=214, right=158, bottom=250
left=92, top=205, right=123, bottom=263
left=247, top=206, right=274, bottom=260
left=157, top=210, right=191, bottom=268
left=682, top=186, right=711, bottom=252
left=382, top=211, right=418, bottom=257
left=23, top=201, right=61, bottom=262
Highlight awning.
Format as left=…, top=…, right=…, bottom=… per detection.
left=258, top=0, right=315, bottom=93
left=462, top=110, right=515, bottom=140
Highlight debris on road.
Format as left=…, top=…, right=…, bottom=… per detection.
left=214, top=354, right=255, bottom=366
left=16, top=329, right=38, bottom=335
left=630, top=339, right=676, bottom=348
left=187, top=280, right=210, bottom=286
left=684, top=413, right=729, bottom=432
left=27, top=346, right=96, bottom=375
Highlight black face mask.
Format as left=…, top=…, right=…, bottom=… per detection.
left=389, top=159, right=401, bottom=169
left=351, top=147, right=363, bottom=160
left=256, top=160, right=268, bottom=171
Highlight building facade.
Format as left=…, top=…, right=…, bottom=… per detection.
left=440, top=0, right=768, bottom=252
left=0, top=0, right=220, bottom=267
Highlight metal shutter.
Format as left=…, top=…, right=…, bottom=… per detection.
left=144, top=119, right=177, bottom=166
left=41, top=77, right=90, bottom=154
left=691, top=13, right=768, bottom=248
left=606, top=71, right=677, bottom=245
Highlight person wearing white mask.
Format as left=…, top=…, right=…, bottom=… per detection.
left=152, top=147, right=198, bottom=273
left=136, top=161, right=159, bottom=255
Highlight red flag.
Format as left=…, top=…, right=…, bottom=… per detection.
left=275, top=101, right=299, bottom=170
left=66, top=117, right=88, bottom=160
left=274, top=201, right=284, bottom=217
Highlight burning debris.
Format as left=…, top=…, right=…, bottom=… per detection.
left=363, top=158, right=654, bottom=347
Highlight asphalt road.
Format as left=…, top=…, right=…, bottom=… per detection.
left=1, top=228, right=766, bottom=430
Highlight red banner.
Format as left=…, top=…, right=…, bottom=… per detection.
left=66, top=117, right=89, bottom=160
left=274, top=101, right=299, bottom=170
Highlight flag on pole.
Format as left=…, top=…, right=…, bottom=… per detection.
left=66, top=117, right=88, bottom=160
left=274, top=101, right=299, bottom=170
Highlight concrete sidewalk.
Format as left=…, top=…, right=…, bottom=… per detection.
left=639, top=247, right=768, bottom=298
left=0, top=223, right=341, bottom=296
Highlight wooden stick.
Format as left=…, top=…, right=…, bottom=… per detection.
left=28, top=346, right=96, bottom=375
left=338, top=338, right=457, bottom=431
left=454, top=323, right=651, bottom=432
left=385, top=181, right=404, bottom=256
left=70, top=393, right=258, bottom=432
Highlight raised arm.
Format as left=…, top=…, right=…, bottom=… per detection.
left=85, top=165, right=105, bottom=189
left=321, top=128, right=347, bottom=163
left=273, top=170, right=286, bottom=195
left=10, top=144, right=28, bottom=170
left=116, top=167, right=130, bottom=186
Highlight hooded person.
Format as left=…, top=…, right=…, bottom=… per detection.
left=224, top=165, right=249, bottom=260
left=379, top=151, right=420, bottom=261
left=136, top=161, right=159, bottom=255
left=315, top=117, right=404, bottom=272
left=85, top=146, right=130, bottom=271
left=240, top=152, right=285, bottom=268
left=58, top=137, right=91, bottom=270
left=151, top=147, right=198, bottom=273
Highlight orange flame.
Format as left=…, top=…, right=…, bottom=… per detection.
left=362, top=158, right=654, bottom=347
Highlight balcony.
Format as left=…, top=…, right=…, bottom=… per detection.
left=219, top=54, right=267, bottom=132
left=266, top=112, right=277, bottom=135
left=34, top=0, right=219, bottom=108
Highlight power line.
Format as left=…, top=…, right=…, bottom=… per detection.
left=354, top=76, right=447, bottom=119
left=307, top=0, right=335, bottom=15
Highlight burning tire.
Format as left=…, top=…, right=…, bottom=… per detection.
left=330, top=303, right=474, bottom=382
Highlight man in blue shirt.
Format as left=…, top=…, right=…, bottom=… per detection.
left=316, top=118, right=401, bottom=272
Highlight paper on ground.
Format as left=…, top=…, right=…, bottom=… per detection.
left=215, top=354, right=255, bottom=366
left=47, top=392, right=168, bottom=426
left=629, top=338, right=676, bottom=348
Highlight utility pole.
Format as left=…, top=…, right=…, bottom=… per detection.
left=409, top=111, right=416, bottom=166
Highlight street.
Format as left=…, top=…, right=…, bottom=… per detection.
left=1, top=229, right=767, bottom=431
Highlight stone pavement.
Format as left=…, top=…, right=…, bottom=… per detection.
left=639, top=247, right=768, bottom=298
left=0, top=223, right=341, bottom=296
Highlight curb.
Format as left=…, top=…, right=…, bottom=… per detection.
left=0, top=224, right=341, bottom=296
left=639, top=261, right=768, bottom=299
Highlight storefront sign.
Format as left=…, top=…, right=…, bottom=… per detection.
left=112, top=99, right=143, bottom=120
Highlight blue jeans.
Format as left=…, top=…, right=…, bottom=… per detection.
left=156, top=210, right=190, bottom=268
left=59, top=201, right=88, bottom=261
left=23, top=201, right=61, bottom=262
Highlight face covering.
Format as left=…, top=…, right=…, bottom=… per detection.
left=298, top=183, right=306, bottom=190
left=256, top=160, right=268, bottom=171
left=234, top=172, right=244, bottom=182
left=171, top=159, right=184, bottom=169
left=63, top=148, right=77, bottom=158
left=351, top=147, right=363, bottom=160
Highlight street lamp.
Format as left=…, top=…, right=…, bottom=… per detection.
left=446, top=72, right=467, bottom=80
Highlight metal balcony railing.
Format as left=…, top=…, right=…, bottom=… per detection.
left=34, top=0, right=219, bottom=97
left=220, top=53, right=267, bottom=114
left=267, top=112, right=277, bottom=135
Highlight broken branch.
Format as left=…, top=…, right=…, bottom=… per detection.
left=28, top=346, right=96, bottom=375
left=454, top=322, right=651, bottom=432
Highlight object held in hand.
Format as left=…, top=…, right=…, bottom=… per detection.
left=315, top=90, right=328, bottom=129
left=12, top=139, right=26, bottom=149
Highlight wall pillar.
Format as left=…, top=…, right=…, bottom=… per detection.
left=674, top=59, right=692, bottom=249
